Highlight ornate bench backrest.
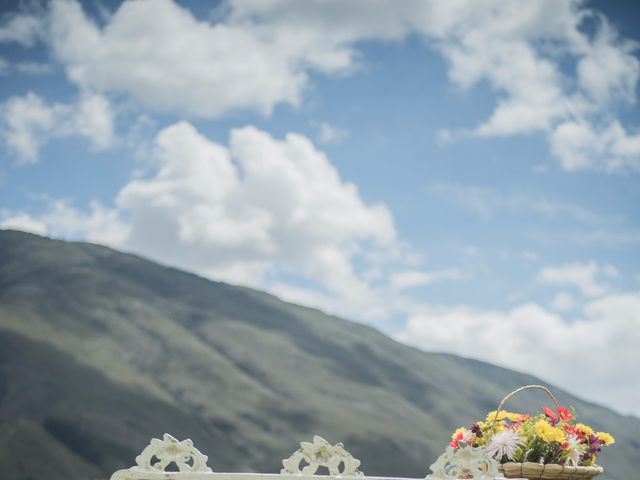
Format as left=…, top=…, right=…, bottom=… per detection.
left=110, top=433, right=508, bottom=480
left=111, top=434, right=368, bottom=480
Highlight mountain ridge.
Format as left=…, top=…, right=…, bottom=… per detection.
left=0, top=229, right=637, bottom=480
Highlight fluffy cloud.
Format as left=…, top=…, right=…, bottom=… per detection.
left=230, top=0, right=640, bottom=171
left=551, top=120, right=640, bottom=172
left=15, top=62, right=54, bottom=76
left=390, top=268, right=467, bottom=290
left=430, top=2, right=577, bottom=136
left=1, top=201, right=126, bottom=245
left=577, top=22, right=639, bottom=106
left=550, top=292, right=577, bottom=312
left=315, top=122, right=348, bottom=145
left=0, top=9, right=44, bottom=46
left=46, top=0, right=362, bottom=118
left=0, top=92, right=115, bottom=164
left=120, top=122, right=396, bottom=317
left=416, top=2, right=639, bottom=171
left=3, top=0, right=637, bottom=171
left=537, top=262, right=618, bottom=297
left=3, top=122, right=398, bottom=319
left=0, top=212, right=47, bottom=235
left=396, top=292, right=640, bottom=416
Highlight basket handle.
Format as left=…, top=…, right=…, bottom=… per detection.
left=489, top=384, right=561, bottom=434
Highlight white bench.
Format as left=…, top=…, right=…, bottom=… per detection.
left=110, top=433, right=517, bottom=480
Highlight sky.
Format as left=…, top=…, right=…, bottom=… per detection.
left=0, top=0, right=639, bottom=416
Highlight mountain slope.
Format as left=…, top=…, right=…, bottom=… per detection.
left=0, top=230, right=637, bottom=480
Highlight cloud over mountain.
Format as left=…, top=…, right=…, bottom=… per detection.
left=2, top=0, right=638, bottom=170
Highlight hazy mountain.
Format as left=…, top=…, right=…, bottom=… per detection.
left=0, top=230, right=637, bottom=480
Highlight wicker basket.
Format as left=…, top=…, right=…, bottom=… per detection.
left=491, top=385, right=604, bottom=480
left=501, top=461, right=603, bottom=479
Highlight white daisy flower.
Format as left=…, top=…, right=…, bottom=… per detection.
left=564, top=434, right=584, bottom=467
left=486, top=430, right=525, bottom=461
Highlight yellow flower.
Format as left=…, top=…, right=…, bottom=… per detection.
left=596, top=432, right=615, bottom=445
left=535, top=420, right=566, bottom=443
left=486, top=410, right=518, bottom=423
left=506, top=412, right=524, bottom=422
left=486, top=411, right=500, bottom=422
left=576, top=423, right=593, bottom=436
left=452, top=427, right=466, bottom=440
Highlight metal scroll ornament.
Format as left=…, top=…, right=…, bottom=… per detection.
left=427, top=443, right=500, bottom=480
left=134, top=433, right=212, bottom=473
left=281, top=435, right=364, bottom=476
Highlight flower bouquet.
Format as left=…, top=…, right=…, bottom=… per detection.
left=448, top=385, right=614, bottom=480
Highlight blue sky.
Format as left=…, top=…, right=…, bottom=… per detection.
left=1, top=0, right=639, bottom=416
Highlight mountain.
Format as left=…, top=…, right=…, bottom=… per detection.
left=0, top=230, right=637, bottom=480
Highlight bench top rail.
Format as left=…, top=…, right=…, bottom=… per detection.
left=109, top=433, right=517, bottom=480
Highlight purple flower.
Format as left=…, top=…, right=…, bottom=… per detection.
left=589, top=434, right=604, bottom=445
left=471, top=423, right=483, bottom=437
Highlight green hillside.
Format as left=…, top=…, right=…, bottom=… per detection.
left=0, top=230, right=637, bottom=480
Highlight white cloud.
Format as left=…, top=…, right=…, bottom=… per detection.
left=537, top=262, right=618, bottom=298
left=1, top=93, right=55, bottom=163
left=396, top=293, right=640, bottom=416
left=15, top=62, right=54, bottom=76
left=551, top=291, right=576, bottom=312
left=316, top=122, right=348, bottom=145
left=119, top=122, right=396, bottom=316
left=390, top=268, right=467, bottom=290
left=0, top=58, right=53, bottom=76
left=0, top=10, right=44, bottom=46
left=0, top=201, right=126, bottom=245
left=3, top=0, right=635, bottom=172
left=551, top=120, right=640, bottom=172
left=421, top=2, right=639, bottom=171
left=72, top=93, right=114, bottom=150
left=577, top=21, right=639, bottom=106
left=46, top=0, right=361, bottom=118
left=0, top=212, right=47, bottom=235
left=230, top=1, right=639, bottom=171
left=4, top=122, right=400, bottom=319
left=0, top=92, right=115, bottom=164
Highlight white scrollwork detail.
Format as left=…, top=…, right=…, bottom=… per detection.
left=134, top=433, right=212, bottom=473
left=427, top=443, right=500, bottom=479
left=281, top=435, right=363, bottom=476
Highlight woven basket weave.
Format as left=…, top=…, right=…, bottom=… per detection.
left=501, top=461, right=603, bottom=479
left=491, top=385, right=604, bottom=480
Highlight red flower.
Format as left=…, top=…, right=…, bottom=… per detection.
left=450, top=432, right=464, bottom=449
left=544, top=406, right=558, bottom=421
left=557, top=406, right=572, bottom=421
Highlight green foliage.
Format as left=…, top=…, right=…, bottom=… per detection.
left=0, top=230, right=638, bottom=480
